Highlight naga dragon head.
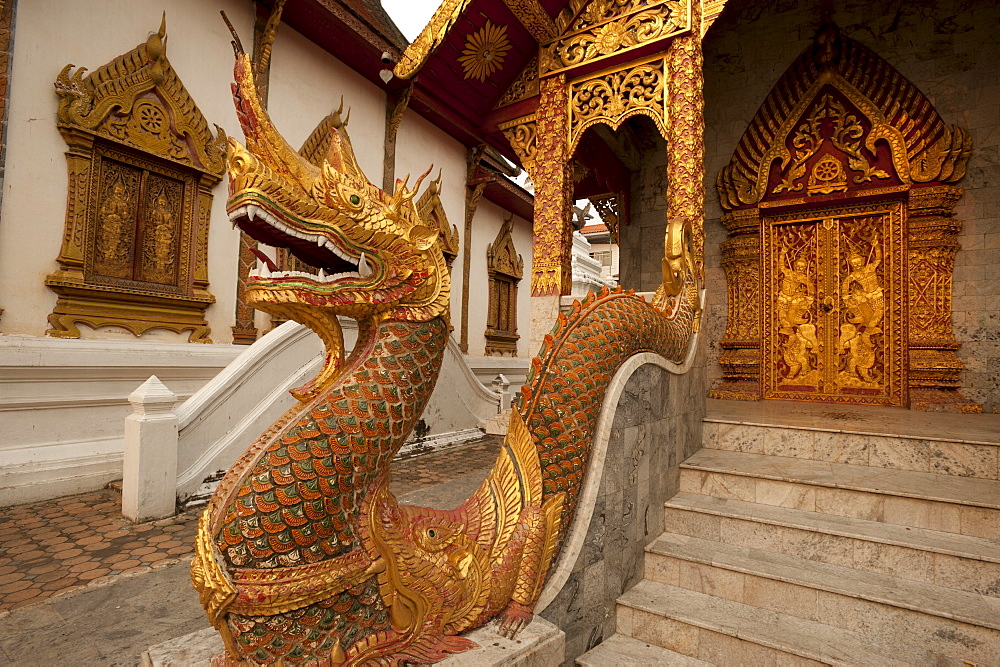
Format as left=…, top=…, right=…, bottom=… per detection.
left=226, top=53, right=449, bottom=400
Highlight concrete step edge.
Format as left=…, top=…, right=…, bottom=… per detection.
left=646, top=531, right=1000, bottom=631
left=665, top=492, right=1000, bottom=564
left=619, top=579, right=953, bottom=666
left=702, top=418, right=999, bottom=448
left=680, top=449, right=1000, bottom=510
left=576, top=633, right=713, bottom=666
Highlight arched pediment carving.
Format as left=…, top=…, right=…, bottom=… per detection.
left=487, top=216, right=524, bottom=279
left=717, top=25, right=971, bottom=210
left=54, top=15, right=226, bottom=177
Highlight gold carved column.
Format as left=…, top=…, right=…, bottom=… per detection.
left=531, top=74, right=573, bottom=297
left=665, top=1, right=706, bottom=277
left=711, top=208, right=762, bottom=399
left=906, top=186, right=977, bottom=411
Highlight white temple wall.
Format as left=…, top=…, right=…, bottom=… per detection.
left=0, top=0, right=253, bottom=342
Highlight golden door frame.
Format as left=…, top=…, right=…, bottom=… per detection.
left=761, top=200, right=906, bottom=406
left=711, top=25, right=979, bottom=411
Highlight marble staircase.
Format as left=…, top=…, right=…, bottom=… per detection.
left=579, top=400, right=1000, bottom=665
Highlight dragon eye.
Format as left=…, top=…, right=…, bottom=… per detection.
left=428, top=529, right=436, bottom=538
left=350, top=195, right=360, bottom=205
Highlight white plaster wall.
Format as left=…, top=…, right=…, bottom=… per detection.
left=395, top=111, right=467, bottom=327
left=268, top=25, right=386, bottom=186
left=0, top=0, right=254, bottom=342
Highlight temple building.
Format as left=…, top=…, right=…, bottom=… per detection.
left=0, top=0, right=997, bottom=663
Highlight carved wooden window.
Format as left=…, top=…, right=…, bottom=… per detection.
left=485, top=217, right=523, bottom=356
left=45, top=18, right=225, bottom=342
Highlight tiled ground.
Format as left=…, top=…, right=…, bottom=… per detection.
left=0, top=436, right=503, bottom=615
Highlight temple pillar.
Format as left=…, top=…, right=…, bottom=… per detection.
left=528, top=74, right=573, bottom=356
left=665, top=2, right=705, bottom=276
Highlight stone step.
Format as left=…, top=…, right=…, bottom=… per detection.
left=645, top=532, right=1000, bottom=662
left=663, top=493, right=1000, bottom=596
left=704, top=420, right=1000, bottom=481
left=680, top=449, right=1000, bottom=539
left=617, top=579, right=965, bottom=666
left=576, top=633, right=712, bottom=666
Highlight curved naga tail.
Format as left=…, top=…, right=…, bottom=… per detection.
left=191, top=18, right=701, bottom=665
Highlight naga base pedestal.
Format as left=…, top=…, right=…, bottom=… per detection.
left=142, top=617, right=565, bottom=666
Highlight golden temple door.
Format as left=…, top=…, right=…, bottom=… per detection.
left=762, top=202, right=905, bottom=406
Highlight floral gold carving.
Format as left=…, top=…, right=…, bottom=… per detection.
left=499, top=114, right=537, bottom=173
left=458, top=21, right=512, bottom=82
left=529, top=76, right=572, bottom=296
left=568, top=58, right=666, bottom=153
left=665, top=16, right=706, bottom=278
left=501, top=0, right=557, bottom=41
left=540, top=0, right=692, bottom=75
left=589, top=193, right=621, bottom=241
left=496, top=57, right=540, bottom=109
left=45, top=16, right=221, bottom=342
left=718, top=26, right=971, bottom=211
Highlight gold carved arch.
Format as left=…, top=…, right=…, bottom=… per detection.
left=717, top=27, right=970, bottom=211
left=711, top=25, right=978, bottom=411
left=567, top=56, right=667, bottom=154
left=45, top=16, right=226, bottom=342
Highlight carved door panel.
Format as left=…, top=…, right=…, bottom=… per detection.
left=762, top=202, right=906, bottom=406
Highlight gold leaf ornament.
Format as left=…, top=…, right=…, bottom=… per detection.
left=458, top=21, right=512, bottom=81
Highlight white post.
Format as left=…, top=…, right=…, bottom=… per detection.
left=122, top=376, right=178, bottom=522
left=491, top=373, right=511, bottom=412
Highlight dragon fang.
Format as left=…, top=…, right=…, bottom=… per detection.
left=191, top=30, right=700, bottom=667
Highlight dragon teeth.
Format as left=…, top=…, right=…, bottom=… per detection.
left=358, top=252, right=372, bottom=278
left=247, top=204, right=260, bottom=222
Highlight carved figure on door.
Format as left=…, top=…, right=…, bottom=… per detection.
left=776, top=248, right=817, bottom=381
left=99, top=177, right=131, bottom=262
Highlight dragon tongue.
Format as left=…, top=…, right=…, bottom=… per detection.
left=249, top=246, right=279, bottom=272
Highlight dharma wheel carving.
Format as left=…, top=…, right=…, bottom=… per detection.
left=711, top=25, right=980, bottom=412
left=45, top=16, right=225, bottom=342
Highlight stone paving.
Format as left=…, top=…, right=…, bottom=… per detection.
left=0, top=435, right=502, bottom=620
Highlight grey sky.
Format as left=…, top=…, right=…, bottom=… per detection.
left=382, top=0, right=440, bottom=41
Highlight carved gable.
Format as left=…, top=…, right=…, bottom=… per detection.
left=718, top=26, right=971, bottom=211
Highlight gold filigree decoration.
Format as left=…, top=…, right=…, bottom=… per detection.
left=501, top=0, right=557, bottom=41
left=496, top=57, right=539, bottom=109
left=568, top=58, right=666, bottom=153
left=772, top=93, right=889, bottom=196
left=718, top=26, right=971, bottom=210
left=45, top=15, right=220, bottom=342
left=458, top=21, right=512, bottom=82
left=589, top=193, right=621, bottom=241
left=540, top=0, right=691, bottom=75
left=499, top=114, right=538, bottom=172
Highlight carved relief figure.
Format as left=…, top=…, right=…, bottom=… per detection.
left=776, top=247, right=818, bottom=382
left=98, top=177, right=132, bottom=262
left=839, top=236, right=884, bottom=386
left=148, top=191, right=176, bottom=273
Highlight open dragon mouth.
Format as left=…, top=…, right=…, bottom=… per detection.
left=228, top=203, right=374, bottom=283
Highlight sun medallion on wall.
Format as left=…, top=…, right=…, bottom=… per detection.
left=458, top=21, right=512, bottom=82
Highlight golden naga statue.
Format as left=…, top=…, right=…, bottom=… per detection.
left=191, top=25, right=701, bottom=667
